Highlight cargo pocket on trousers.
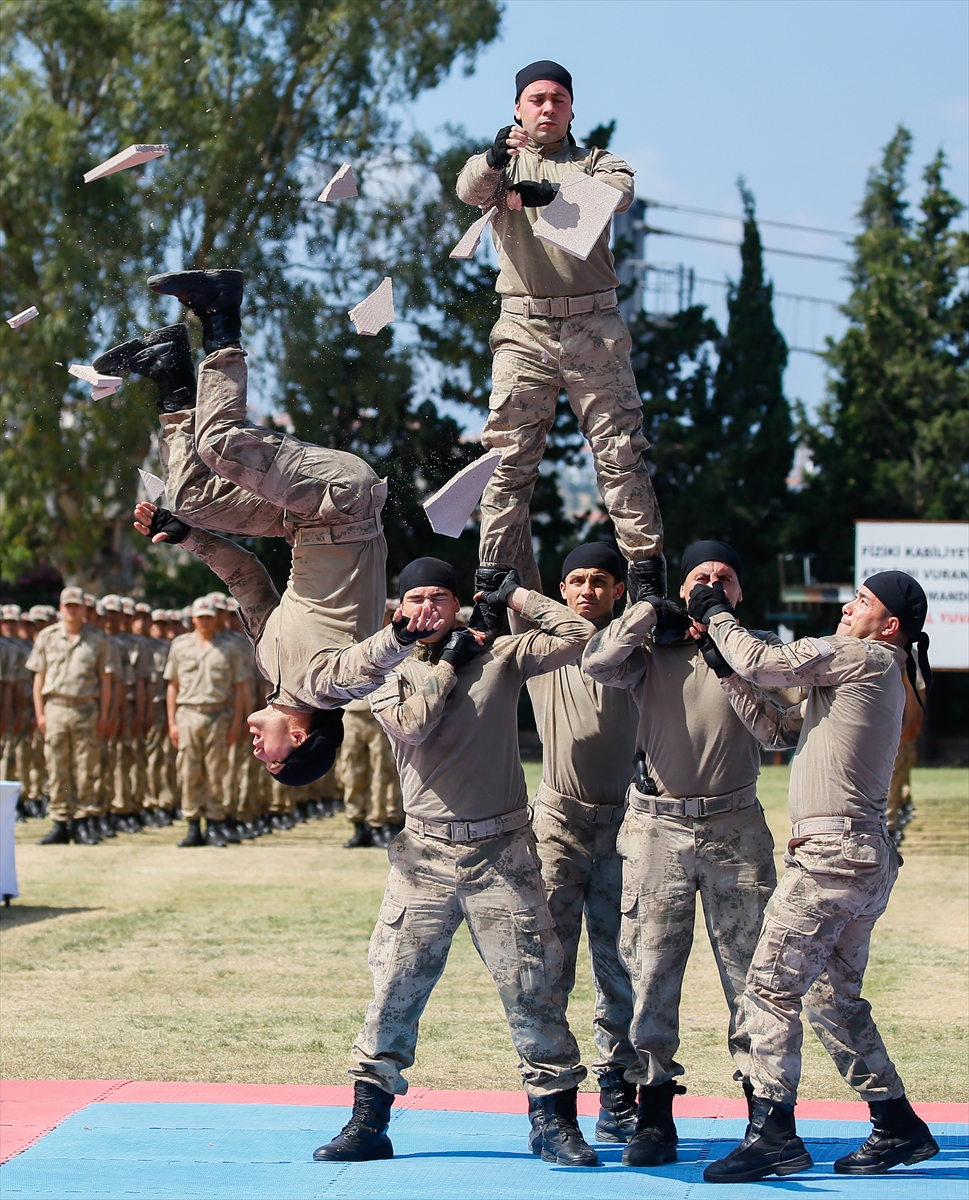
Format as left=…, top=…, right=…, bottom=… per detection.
left=618, top=892, right=642, bottom=981
left=368, top=899, right=406, bottom=985
left=758, top=894, right=820, bottom=989
left=840, top=832, right=882, bottom=867
left=512, top=907, right=554, bottom=995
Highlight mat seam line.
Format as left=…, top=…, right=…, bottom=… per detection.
left=0, top=1079, right=131, bottom=1163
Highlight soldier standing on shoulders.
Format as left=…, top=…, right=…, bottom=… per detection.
left=582, top=540, right=782, bottom=1168
left=314, top=558, right=600, bottom=1169
left=693, top=570, right=940, bottom=1184
left=26, top=587, right=118, bottom=845
left=456, top=61, right=666, bottom=607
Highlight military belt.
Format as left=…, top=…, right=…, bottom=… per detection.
left=501, top=288, right=618, bottom=319
left=45, top=695, right=98, bottom=709
left=629, top=781, right=758, bottom=819
left=535, top=783, right=626, bottom=825
left=405, top=806, right=530, bottom=844
left=293, top=516, right=382, bottom=547
left=791, top=816, right=887, bottom=838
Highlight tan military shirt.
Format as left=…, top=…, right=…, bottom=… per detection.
left=707, top=614, right=907, bottom=822
left=147, top=637, right=171, bottom=706
left=164, top=631, right=247, bottom=708
left=26, top=622, right=118, bottom=699
left=528, top=622, right=639, bottom=805
left=456, top=136, right=635, bottom=298
left=582, top=601, right=771, bottom=801
left=121, top=633, right=153, bottom=697
left=182, top=529, right=412, bottom=713
left=370, top=593, right=595, bottom=824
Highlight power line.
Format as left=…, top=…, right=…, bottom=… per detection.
left=645, top=225, right=852, bottom=265
left=643, top=199, right=853, bottom=240
left=690, top=275, right=842, bottom=308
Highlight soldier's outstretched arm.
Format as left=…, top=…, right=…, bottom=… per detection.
left=512, top=592, right=596, bottom=679
left=719, top=674, right=805, bottom=750
left=369, top=660, right=456, bottom=746
left=588, top=148, right=636, bottom=212
left=456, top=151, right=505, bottom=208
left=581, top=600, right=656, bottom=689
left=180, top=529, right=280, bottom=646
left=299, top=626, right=426, bottom=712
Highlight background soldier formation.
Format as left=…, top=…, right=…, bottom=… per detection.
left=0, top=591, right=401, bottom=848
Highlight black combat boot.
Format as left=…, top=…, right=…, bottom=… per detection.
left=213, top=819, right=240, bottom=844
left=344, top=821, right=374, bottom=848
left=93, top=324, right=196, bottom=413
left=204, top=819, right=228, bottom=847
left=741, top=1075, right=755, bottom=1119
left=595, top=1069, right=639, bottom=1143
left=526, top=1093, right=544, bottom=1155
left=470, top=565, right=513, bottom=640
left=178, top=819, right=206, bottom=847
left=99, top=813, right=117, bottom=838
left=382, top=821, right=403, bottom=845
left=156, top=808, right=174, bottom=827
left=626, top=554, right=667, bottom=605
left=703, top=1096, right=813, bottom=1183
left=534, top=1087, right=600, bottom=1167
left=147, top=269, right=244, bottom=353
left=74, top=817, right=102, bottom=844
left=622, top=1079, right=684, bottom=1166
left=37, top=820, right=73, bottom=845
left=313, top=1080, right=394, bottom=1162
left=833, top=1095, right=939, bottom=1174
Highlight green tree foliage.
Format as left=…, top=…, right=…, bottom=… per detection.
left=633, top=183, right=792, bottom=622
left=0, top=0, right=500, bottom=589
left=798, top=125, right=969, bottom=581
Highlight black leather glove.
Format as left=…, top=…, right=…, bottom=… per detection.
left=698, top=633, right=734, bottom=679
left=649, top=598, right=692, bottom=642
left=687, top=581, right=735, bottom=625
left=508, top=180, right=559, bottom=207
left=148, top=507, right=190, bottom=545
left=439, top=627, right=486, bottom=671
left=486, top=125, right=514, bottom=170
left=391, top=613, right=424, bottom=646
left=478, top=567, right=522, bottom=608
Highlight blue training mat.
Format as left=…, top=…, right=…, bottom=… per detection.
left=1, top=1102, right=966, bottom=1199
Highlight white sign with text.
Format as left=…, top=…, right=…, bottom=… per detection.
left=855, top=521, right=969, bottom=670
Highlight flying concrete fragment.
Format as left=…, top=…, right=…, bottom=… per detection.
left=449, top=207, right=497, bottom=260
left=91, top=385, right=121, bottom=401
left=138, top=469, right=167, bottom=504
left=317, top=162, right=358, bottom=202
left=348, top=278, right=394, bottom=336
left=532, top=172, right=622, bottom=261
left=6, top=306, right=39, bottom=328
left=83, top=143, right=169, bottom=183
left=68, top=364, right=124, bottom=389
left=423, top=449, right=502, bottom=538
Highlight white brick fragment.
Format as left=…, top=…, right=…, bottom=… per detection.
left=68, top=364, right=123, bottom=389
left=317, top=162, right=358, bottom=202
left=348, top=278, right=394, bottom=336
left=83, top=143, right=169, bottom=183
left=449, top=207, right=497, bottom=260
left=91, top=384, right=121, bottom=401
left=6, top=306, right=39, bottom=328
left=532, top=172, right=622, bottom=261
left=138, top=469, right=167, bottom=503
left=423, top=450, right=502, bottom=538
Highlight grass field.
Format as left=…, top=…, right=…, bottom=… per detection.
left=2, top=767, right=967, bottom=1103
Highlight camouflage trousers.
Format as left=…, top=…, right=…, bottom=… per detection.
left=744, top=827, right=904, bottom=1107
left=480, top=307, right=662, bottom=576
left=531, top=791, right=636, bottom=1076
left=351, top=824, right=587, bottom=1097
left=175, top=707, right=231, bottom=822
left=42, top=701, right=100, bottom=820
left=28, top=726, right=47, bottom=800
left=339, top=709, right=402, bottom=827
left=617, top=799, right=776, bottom=1087
left=887, top=738, right=917, bottom=834
left=145, top=717, right=176, bottom=810
left=234, top=731, right=270, bottom=822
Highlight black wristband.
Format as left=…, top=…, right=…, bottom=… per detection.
left=391, top=614, right=423, bottom=646
left=509, top=180, right=559, bottom=207
left=698, top=634, right=734, bottom=679
left=148, top=507, right=190, bottom=545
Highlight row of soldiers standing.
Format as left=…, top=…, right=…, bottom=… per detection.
left=0, top=589, right=402, bottom=848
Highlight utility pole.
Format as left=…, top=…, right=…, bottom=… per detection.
left=613, top=198, right=646, bottom=325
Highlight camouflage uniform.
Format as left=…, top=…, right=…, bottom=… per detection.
left=457, top=139, right=661, bottom=570
left=144, top=636, right=175, bottom=811
left=583, top=602, right=779, bottom=1088
left=709, top=613, right=910, bottom=1105
left=113, top=632, right=152, bottom=818
left=339, top=699, right=402, bottom=829
left=25, top=623, right=118, bottom=821
left=358, top=591, right=595, bottom=1096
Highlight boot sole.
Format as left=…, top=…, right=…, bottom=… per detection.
left=703, top=1150, right=814, bottom=1184
left=540, top=1149, right=600, bottom=1167
left=313, top=1146, right=394, bottom=1162
left=833, top=1140, right=940, bottom=1174
left=622, top=1146, right=677, bottom=1167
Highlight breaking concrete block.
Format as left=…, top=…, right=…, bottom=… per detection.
left=83, top=143, right=169, bottom=183
left=450, top=207, right=497, bottom=259
left=317, top=162, right=358, bottom=202
left=423, top=449, right=502, bottom=538
left=532, top=172, right=622, bottom=261
left=91, top=384, right=121, bottom=401
left=68, top=364, right=124, bottom=389
left=348, top=278, right=394, bottom=336
left=138, top=469, right=167, bottom=504
left=6, top=306, right=39, bottom=328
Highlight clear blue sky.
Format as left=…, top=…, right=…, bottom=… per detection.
left=405, top=0, right=968, bottom=418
